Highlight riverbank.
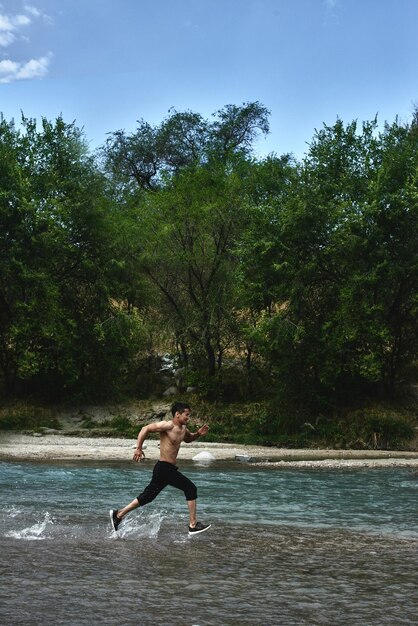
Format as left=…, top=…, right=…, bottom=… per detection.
left=1, top=432, right=418, bottom=468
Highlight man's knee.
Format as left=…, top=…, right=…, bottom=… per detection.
left=185, top=482, right=197, bottom=501
left=137, top=482, right=163, bottom=506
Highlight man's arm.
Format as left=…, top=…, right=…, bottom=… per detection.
left=133, top=420, right=173, bottom=462
left=184, top=424, right=209, bottom=443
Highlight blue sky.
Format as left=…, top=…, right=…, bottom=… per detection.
left=1, top=0, right=417, bottom=159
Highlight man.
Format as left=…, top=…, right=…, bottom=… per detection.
left=109, top=402, right=211, bottom=535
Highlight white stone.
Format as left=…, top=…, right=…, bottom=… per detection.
left=192, top=451, right=216, bottom=461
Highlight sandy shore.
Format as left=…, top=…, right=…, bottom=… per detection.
left=1, top=432, right=418, bottom=468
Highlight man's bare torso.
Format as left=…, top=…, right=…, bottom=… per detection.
left=159, top=421, right=187, bottom=464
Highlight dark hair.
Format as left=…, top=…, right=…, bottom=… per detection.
left=171, top=402, right=191, bottom=416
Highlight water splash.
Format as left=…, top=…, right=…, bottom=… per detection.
left=110, top=511, right=164, bottom=540
left=5, top=505, right=21, bottom=518
left=5, top=511, right=54, bottom=541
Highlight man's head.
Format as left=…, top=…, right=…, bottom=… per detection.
left=171, top=401, right=191, bottom=416
left=171, top=402, right=191, bottom=424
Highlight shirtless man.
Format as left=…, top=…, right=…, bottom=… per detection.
left=109, top=402, right=211, bottom=535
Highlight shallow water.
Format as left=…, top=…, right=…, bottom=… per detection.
left=0, top=460, right=417, bottom=625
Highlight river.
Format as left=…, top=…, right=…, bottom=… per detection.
left=0, top=460, right=417, bottom=625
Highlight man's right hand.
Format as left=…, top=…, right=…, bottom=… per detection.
left=133, top=447, right=145, bottom=462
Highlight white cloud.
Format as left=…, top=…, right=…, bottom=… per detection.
left=23, top=5, right=52, bottom=26
left=0, top=13, right=14, bottom=35
left=0, top=30, right=14, bottom=46
left=24, top=5, right=41, bottom=19
left=0, top=14, right=13, bottom=29
left=0, top=5, right=52, bottom=82
left=0, top=58, right=19, bottom=73
left=0, top=5, right=50, bottom=46
left=0, top=10, right=31, bottom=46
left=15, top=14, right=31, bottom=27
left=0, top=52, right=51, bottom=83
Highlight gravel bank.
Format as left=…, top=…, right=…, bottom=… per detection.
left=1, top=432, right=417, bottom=468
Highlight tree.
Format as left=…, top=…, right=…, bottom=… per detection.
left=102, top=102, right=269, bottom=189
left=0, top=115, right=139, bottom=398
left=254, top=116, right=418, bottom=417
left=101, top=103, right=271, bottom=381
left=139, top=164, right=246, bottom=377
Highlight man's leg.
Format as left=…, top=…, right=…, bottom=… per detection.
left=168, top=469, right=210, bottom=533
left=187, top=498, right=197, bottom=528
left=110, top=495, right=144, bottom=531
left=110, top=462, right=166, bottom=529
left=116, top=497, right=140, bottom=521
left=162, top=466, right=199, bottom=527
left=116, top=481, right=165, bottom=522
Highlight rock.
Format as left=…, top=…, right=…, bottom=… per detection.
left=173, top=367, right=187, bottom=391
left=151, top=403, right=170, bottom=417
left=186, top=387, right=196, bottom=393
left=192, top=451, right=216, bottom=461
left=159, top=353, right=174, bottom=371
left=159, top=375, right=173, bottom=387
left=173, top=367, right=186, bottom=380
left=162, top=386, right=177, bottom=397
left=235, top=455, right=254, bottom=463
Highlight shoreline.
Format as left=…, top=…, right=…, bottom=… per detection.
left=1, top=432, right=418, bottom=468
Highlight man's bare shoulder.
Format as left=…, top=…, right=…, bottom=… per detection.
left=147, top=420, right=174, bottom=433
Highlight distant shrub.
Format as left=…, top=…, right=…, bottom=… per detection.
left=79, top=416, right=96, bottom=429
left=361, top=411, right=414, bottom=449
left=107, top=415, right=138, bottom=438
left=0, top=405, right=60, bottom=431
left=306, top=409, right=416, bottom=450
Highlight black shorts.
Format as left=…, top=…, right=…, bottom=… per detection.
left=137, top=461, right=197, bottom=505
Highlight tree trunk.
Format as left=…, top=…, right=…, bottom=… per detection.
left=205, top=335, right=216, bottom=377
left=179, top=341, right=189, bottom=367
left=246, top=344, right=253, bottom=397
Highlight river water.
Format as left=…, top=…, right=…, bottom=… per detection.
left=0, top=459, right=417, bottom=625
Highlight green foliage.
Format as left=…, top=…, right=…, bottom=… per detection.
left=243, top=115, right=418, bottom=413
left=184, top=397, right=413, bottom=449
left=0, top=404, right=60, bottom=431
left=68, top=414, right=139, bottom=438
left=99, top=415, right=138, bottom=438
left=102, top=103, right=271, bottom=379
left=103, top=101, right=269, bottom=191
left=79, top=416, right=96, bottom=429
left=358, top=410, right=415, bottom=449
left=291, top=408, right=415, bottom=450
left=0, top=116, right=110, bottom=397
left=0, top=115, right=151, bottom=399
left=1, top=103, right=417, bottom=430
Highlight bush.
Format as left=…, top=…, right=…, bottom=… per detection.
left=105, top=415, right=138, bottom=438
left=303, top=409, right=416, bottom=450
left=0, top=404, right=60, bottom=431
left=361, top=411, right=414, bottom=449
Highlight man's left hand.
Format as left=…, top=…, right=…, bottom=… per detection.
left=198, top=424, right=209, bottom=437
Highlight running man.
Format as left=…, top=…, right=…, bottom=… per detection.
left=109, top=402, right=211, bottom=535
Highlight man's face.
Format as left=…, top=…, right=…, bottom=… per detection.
left=176, top=409, right=191, bottom=425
